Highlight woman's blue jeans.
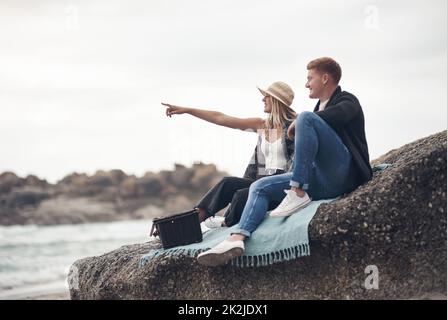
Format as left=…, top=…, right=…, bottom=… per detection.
left=233, top=111, right=354, bottom=237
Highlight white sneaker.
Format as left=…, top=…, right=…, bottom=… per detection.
left=204, top=216, right=225, bottom=228
left=269, top=189, right=311, bottom=217
left=197, top=240, right=244, bottom=267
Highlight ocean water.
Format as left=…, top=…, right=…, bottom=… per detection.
left=0, top=219, right=153, bottom=299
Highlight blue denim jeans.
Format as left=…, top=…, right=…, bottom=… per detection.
left=234, top=111, right=354, bottom=238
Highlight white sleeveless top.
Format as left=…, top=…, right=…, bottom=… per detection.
left=260, top=131, right=288, bottom=170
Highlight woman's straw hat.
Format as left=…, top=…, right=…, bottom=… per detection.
left=257, top=81, right=294, bottom=107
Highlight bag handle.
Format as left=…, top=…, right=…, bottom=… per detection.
left=150, top=223, right=157, bottom=237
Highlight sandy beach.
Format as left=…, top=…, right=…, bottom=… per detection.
left=0, top=281, right=70, bottom=300
left=2, top=289, right=70, bottom=300
left=25, top=291, right=70, bottom=300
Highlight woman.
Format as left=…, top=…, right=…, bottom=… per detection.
left=162, top=81, right=297, bottom=229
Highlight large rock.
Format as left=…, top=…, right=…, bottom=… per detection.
left=0, top=163, right=227, bottom=226
left=69, top=130, right=447, bottom=299
left=21, top=196, right=118, bottom=225
left=0, top=172, right=25, bottom=194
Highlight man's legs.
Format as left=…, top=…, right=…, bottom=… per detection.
left=269, top=111, right=353, bottom=216
left=290, top=111, right=352, bottom=198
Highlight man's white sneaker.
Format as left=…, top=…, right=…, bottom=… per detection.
left=197, top=240, right=244, bottom=266
left=204, top=216, right=225, bottom=228
left=269, top=189, right=311, bottom=217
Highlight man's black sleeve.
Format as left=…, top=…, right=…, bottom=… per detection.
left=315, top=95, right=360, bottom=127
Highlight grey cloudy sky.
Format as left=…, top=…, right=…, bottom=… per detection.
left=1, top=0, right=446, bottom=183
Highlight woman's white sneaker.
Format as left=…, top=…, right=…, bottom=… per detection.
left=197, top=240, right=244, bottom=266
left=204, top=216, right=225, bottom=228
left=269, top=189, right=311, bottom=217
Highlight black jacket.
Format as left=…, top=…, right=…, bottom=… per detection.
left=314, top=86, right=372, bottom=186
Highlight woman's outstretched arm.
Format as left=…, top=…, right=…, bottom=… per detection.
left=162, top=102, right=264, bottom=132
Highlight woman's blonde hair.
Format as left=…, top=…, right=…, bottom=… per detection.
left=263, top=96, right=297, bottom=140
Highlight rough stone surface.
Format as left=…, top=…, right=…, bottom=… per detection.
left=70, top=130, right=447, bottom=299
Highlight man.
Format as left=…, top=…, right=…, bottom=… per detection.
left=197, top=57, right=372, bottom=267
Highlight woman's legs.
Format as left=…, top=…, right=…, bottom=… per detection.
left=195, top=176, right=254, bottom=221
left=197, top=173, right=292, bottom=266
left=224, top=187, right=282, bottom=227
left=232, top=173, right=293, bottom=237
left=223, top=188, right=249, bottom=227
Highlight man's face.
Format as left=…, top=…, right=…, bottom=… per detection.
left=305, top=69, right=325, bottom=99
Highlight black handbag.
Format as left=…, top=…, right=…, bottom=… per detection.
left=150, top=209, right=203, bottom=249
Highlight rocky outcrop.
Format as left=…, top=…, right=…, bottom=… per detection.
left=0, top=163, right=227, bottom=226
left=70, top=130, right=447, bottom=300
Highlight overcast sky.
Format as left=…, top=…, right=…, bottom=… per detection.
left=1, top=0, right=446, bottom=183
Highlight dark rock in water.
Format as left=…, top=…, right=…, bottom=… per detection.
left=137, top=173, right=165, bottom=196
left=25, top=175, right=50, bottom=188
left=69, top=130, right=447, bottom=299
left=7, top=189, right=50, bottom=207
left=0, top=172, right=25, bottom=194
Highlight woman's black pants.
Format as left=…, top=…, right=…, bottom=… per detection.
left=196, top=176, right=280, bottom=227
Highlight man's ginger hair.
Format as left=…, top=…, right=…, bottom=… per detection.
left=307, top=57, right=342, bottom=84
